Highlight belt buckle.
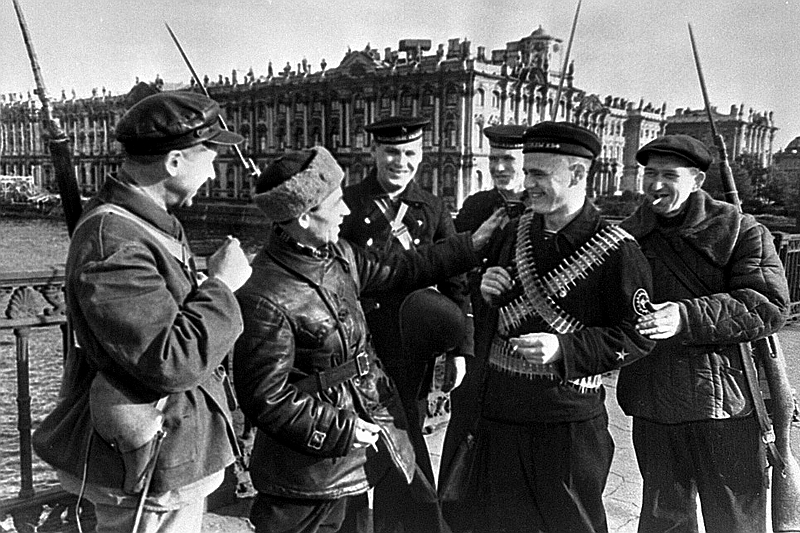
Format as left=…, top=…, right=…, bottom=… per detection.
left=355, top=353, right=370, bottom=377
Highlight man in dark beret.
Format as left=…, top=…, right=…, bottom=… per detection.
left=618, top=134, right=789, bottom=532
left=460, top=121, right=655, bottom=533
left=339, top=116, right=473, bottom=532
left=233, top=146, right=502, bottom=533
left=32, top=91, right=253, bottom=531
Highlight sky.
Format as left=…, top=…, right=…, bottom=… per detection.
left=3, top=0, right=800, bottom=150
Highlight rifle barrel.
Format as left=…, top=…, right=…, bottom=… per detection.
left=551, top=0, right=582, bottom=121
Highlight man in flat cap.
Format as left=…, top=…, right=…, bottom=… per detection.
left=463, top=121, right=655, bottom=533
left=438, top=124, right=526, bottom=521
left=339, top=116, right=472, bottom=532
left=32, top=91, right=253, bottom=531
left=232, top=146, right=502, bottom=533
left=617, top=134, right=789, bottom=533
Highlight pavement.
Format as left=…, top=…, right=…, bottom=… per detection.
left=202, top=324, right=800, bottom=533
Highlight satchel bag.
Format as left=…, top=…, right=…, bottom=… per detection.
left=438, top=430, right=477, bottom=502
left=89, top=372, right=167, bottom=494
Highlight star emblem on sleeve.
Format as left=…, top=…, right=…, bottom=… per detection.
left=615, top=349, right=629, bottom=361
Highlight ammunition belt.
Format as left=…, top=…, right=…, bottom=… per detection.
left=499, top=213, right=633, bottom=336
left=488, top=336, right=603, bottom=394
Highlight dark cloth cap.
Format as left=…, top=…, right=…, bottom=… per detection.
left=253, top=146, right=344, bottom=222
left=116, top=91, right=243, bottom=155
left=523, top=121, right=601, bottom=159
left=636, top=134, right=713, bottom=171
left=399, top=288, right=467, bottom=359
left=484, top=125, right=527, bottom=149
left=365, top=116, right=430, bottom=144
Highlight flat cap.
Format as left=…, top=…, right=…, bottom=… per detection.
left=116, top=91, right=243, bottom=155
left=484, top=125, right=527, bottom=149
left=365, top=116, right=430, bottom=144
left=399, top=288, right=467, bottom=359
left=523, top=121, right=601, bottom=159
left=253, top=146, right=344, bottom=222
left=636, top=134, right=712, bottom=171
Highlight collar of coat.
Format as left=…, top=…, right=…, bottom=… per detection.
left=262, top=226, right=350, bottom=287
left=620, top=189, right=746, bottom=268
left=355, top=170, right=434, bottom=207
left=92, top=171, right=185, bottom=240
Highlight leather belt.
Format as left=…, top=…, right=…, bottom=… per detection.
left=293, top=352, right=373, bottom=394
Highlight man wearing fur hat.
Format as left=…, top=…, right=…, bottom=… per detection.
left=617, top=135, right=789, bottom=532
left=32, top=91, right=252, bottom=532
left=466, top=122, right=655, bottom=533
left=339, top=116, right=472, bottom=532
left=234, top=146, right=502, bottom=533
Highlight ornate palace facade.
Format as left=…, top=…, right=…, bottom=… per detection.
left=0, top=27, right=775, bottom=210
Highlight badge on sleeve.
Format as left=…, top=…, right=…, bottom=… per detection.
left=632, top=288, right=653, bottom=317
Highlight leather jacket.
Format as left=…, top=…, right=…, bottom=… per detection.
left=234, top=227, right=479, bottom=498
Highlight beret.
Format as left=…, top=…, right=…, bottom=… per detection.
left=523, top=121, right=601, bottom=159
left=365, top=116, right=430, bottom=144
left=253, top=146, right=344, bottom=222
left=484, top=125, right=527, bottom=149
left=636, top=134, right=713, bottom=171
left=116, top=91, right=243, bottom=155
left=399, top=288, right=467, bottom=359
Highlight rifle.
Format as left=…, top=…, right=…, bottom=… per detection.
left=551, top=0, right=582, bottom=122
left=12, top=0, right=82, bottom=236
left=164, top=22, right=261, bottom=182
left=689, top=23, right=800, bottom=532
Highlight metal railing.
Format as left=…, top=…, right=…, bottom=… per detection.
left=2, top=231, right=800, bottom=529
left=774, top=232, right=800, bottom=322
left=0, top=267, right=79, bottom=531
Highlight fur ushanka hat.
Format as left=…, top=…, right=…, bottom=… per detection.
left=253, top=146, right=344, bottom=222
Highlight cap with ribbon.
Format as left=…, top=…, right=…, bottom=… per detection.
left=116, top=91, right=243, bottom=155
left=522, top=121, right=601, bottom=159
left=483, top=125, right=527, bottom=149
left=253, top=146, right=344, bottom=222
left=635, top=134, right=713, bottom=172
left=365, top=116, right=430, bottom=145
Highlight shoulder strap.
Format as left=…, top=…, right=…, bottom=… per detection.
left=648, top=231, right=785, bottom=471
left=74, top=203, right=191, bottom=269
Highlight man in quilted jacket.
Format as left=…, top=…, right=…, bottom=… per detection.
left=618, top=134, right=790, bottom=533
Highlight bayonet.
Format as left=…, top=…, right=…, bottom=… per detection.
left=551, top=0, right=582, bottom=121
left=165, top=22, right=261, bottom=180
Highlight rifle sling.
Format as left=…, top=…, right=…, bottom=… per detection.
left=647, top=231, right=785, bottom=472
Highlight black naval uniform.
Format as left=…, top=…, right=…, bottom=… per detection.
left=465, top=201, right=655, bottom=533
left=340, top=171, right=472, bottom=533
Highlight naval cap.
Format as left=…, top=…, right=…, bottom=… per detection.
left=636, top=134, right=713, bottom=172
left=483, top=125, right=527, bottom=149
left=116, top=91, right=243, bottom=155
left=523, top=121, right=601, bottom=159
left=365, top=116, right=430, bottom=145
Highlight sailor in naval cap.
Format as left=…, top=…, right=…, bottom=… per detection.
left=339, top=115, right=472, bottom=533
left=458, top=121, right=655, bottom=533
